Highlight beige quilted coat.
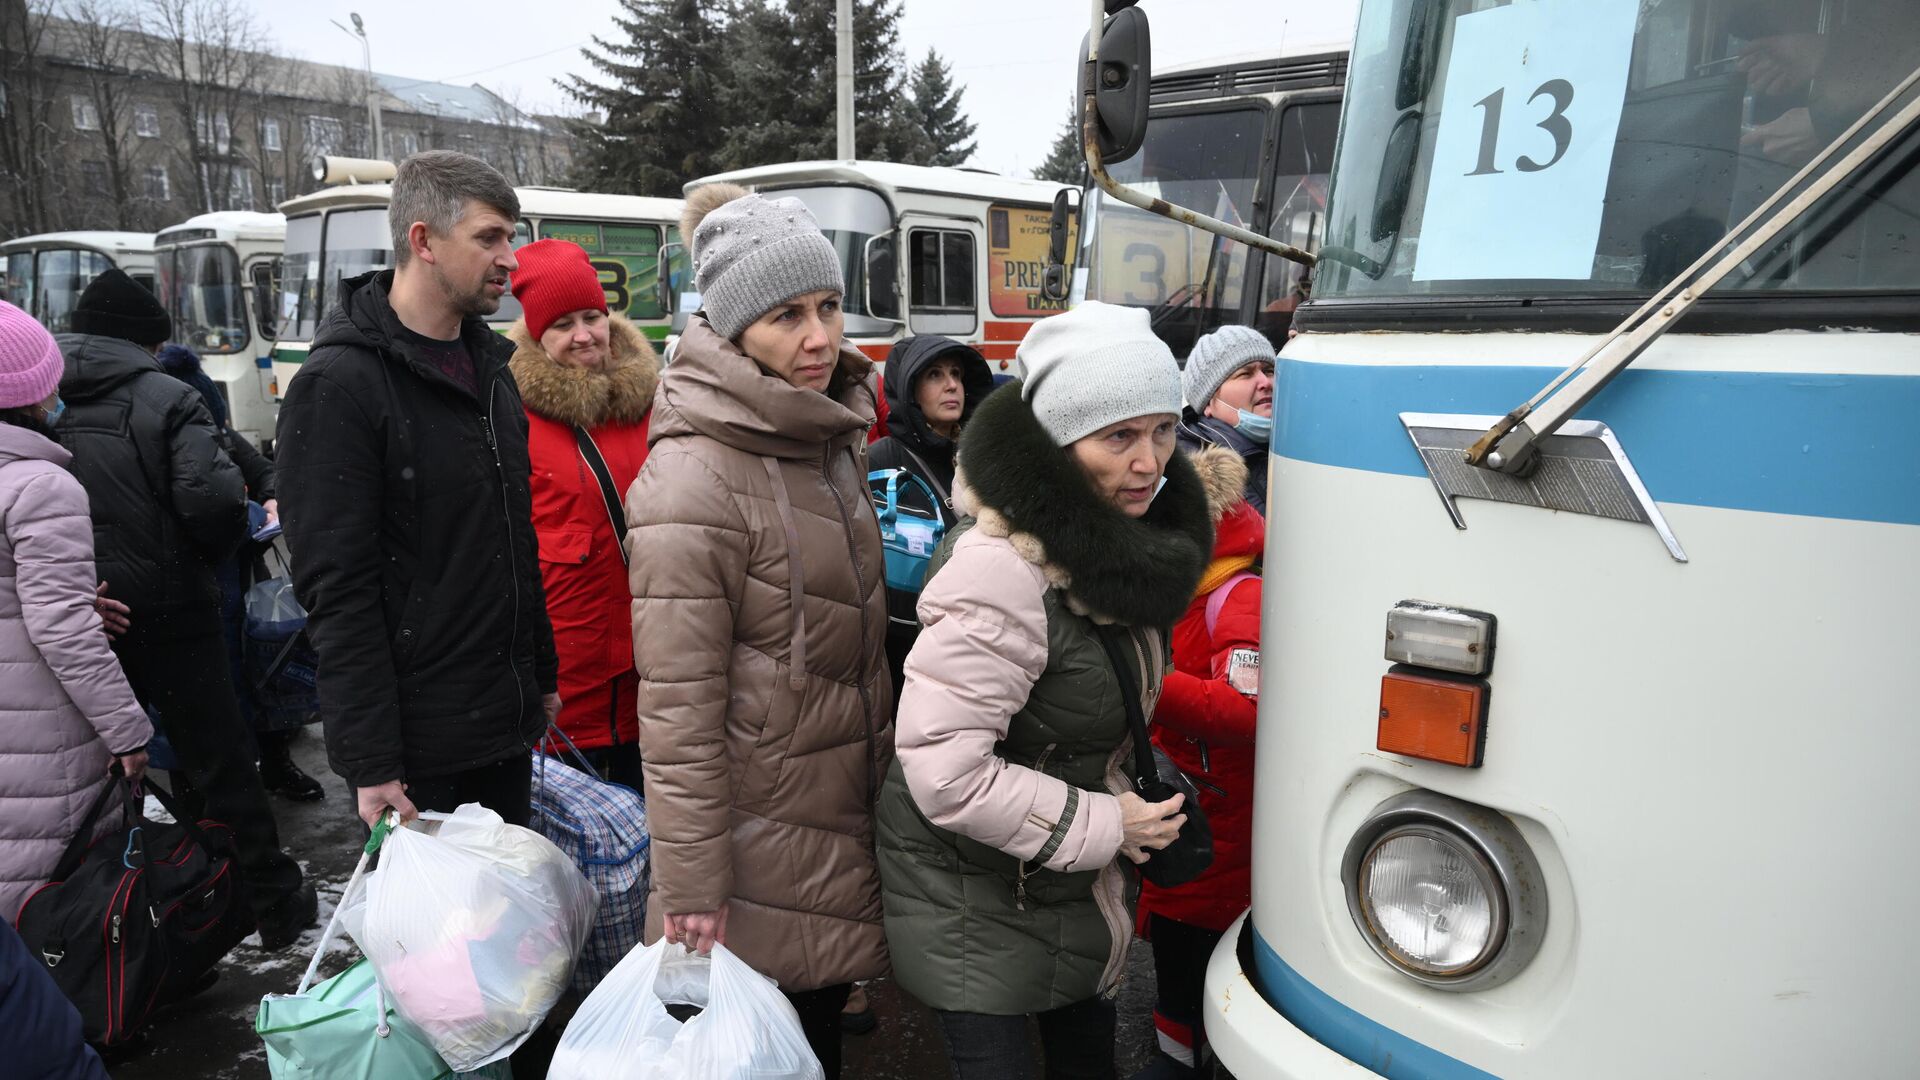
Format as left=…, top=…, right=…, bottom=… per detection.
left=625, top=317, right=892, bottom=991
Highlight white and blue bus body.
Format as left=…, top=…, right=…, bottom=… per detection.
left=1182, top=0, right=1920, bottom=1075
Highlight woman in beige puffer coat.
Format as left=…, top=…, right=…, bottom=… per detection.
left=625, top=184, right=890, bottom=1078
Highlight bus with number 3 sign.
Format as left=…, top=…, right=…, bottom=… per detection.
left=1075, top=0, right=1920, bottom=1077
left=271, top=158, right=686, bottom=399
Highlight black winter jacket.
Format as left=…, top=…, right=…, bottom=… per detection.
left=275, top=271, right=558, bottom=787
left=866, top=335, right=993, bottom=701
left=53, top=333, right=248, bottom=626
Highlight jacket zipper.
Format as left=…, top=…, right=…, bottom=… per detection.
left=822, top=440, right=878, bottom=804
left=483, top=381, right=528, bottom=736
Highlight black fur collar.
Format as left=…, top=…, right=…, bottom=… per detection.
left=956, top=383, right=1212, bottom=628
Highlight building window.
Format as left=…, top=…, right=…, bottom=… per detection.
left=196, top=108, right=231, bottom=153
left=266, top=177, right=286, bottom=206
left=306, top=115, right=344, bottom=156
left=144, top=165, right=169, bottom=201
left=228, top=169, right=254, bottom=211
left=261, top=118, right=281, bottom=152
left=134, top=103, right=160, bottom=138
left=71, top=95, right=100, bottom=131
left=396, top=130, right=419, bottom=158
left=81, top=161, right=108, bottom=196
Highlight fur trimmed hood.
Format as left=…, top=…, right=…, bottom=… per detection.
left=953, top=383, right=1212, bottom=627
left=1188, top=446, right=1249, bottom=524
left=507, top=314, right=659, bottom=428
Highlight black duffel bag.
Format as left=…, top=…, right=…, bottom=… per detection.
left=1097, top=626, right=1215, bottom=889
left=14, top=774, right=254, bottom=1046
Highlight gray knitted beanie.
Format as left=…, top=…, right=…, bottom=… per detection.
left=1018, top=301, right=1183, bottom=446
left=1183, top=324, right=1275, bottom=410
left=682, top=182, right=845, bottom=341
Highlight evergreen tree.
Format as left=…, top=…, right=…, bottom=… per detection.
left=1034, top=108, right=1086, bottom=184
left=567, top=0, right=726, bottom=198
left=910, top=48, right=976, bottom=167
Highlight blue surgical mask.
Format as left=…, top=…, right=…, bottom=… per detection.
left=45, top=396, right=65, bottom=420
left=1234, top=409, right=1271, bottom=445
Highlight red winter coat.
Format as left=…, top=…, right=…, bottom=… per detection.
left=1142, top=453, right=1264, bottom=932
left=509, top=316, right=659, bottom=751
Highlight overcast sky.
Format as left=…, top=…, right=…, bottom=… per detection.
left=245, top=0, right=1359, bottom=178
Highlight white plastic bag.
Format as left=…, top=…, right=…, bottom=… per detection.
left=549, top=940, right=824, bottom=1080
left=338, top=804, right=599, bottom=1071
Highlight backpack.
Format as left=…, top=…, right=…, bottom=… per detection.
left=15, top=777, right=253, bottom=1046
left=868, top=467, right=947, bottom=593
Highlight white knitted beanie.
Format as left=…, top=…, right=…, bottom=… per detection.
left=1183, top=324, right=1275, bottom=410
left=1017, top=301, right=1183, bottom=446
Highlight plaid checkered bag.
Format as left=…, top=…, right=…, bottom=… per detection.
left=530, top=732, right=650, bottom=995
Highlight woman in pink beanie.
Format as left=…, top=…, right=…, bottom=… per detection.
left=0, top=300, right=152, bottom=920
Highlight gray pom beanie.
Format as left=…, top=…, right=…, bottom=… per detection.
left=687, top=186, right=845, bottom=341
left=1183, top=324, right=1275, bottom=410
left=1017, top=301, right=1183, bottom=446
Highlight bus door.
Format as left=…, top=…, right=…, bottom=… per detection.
left=898, top=213, right=983, bottom=344
left=1252, top=94, right=1341, bottom=342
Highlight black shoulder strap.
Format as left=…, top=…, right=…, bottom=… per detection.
left=1095, top=625, right=1159, bottom=789
left=573, top=426, right=630, bottom=567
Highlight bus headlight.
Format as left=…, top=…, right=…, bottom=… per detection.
left=1341, top=791, right=1546, bottom=991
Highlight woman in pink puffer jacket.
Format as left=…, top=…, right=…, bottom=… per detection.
left=0, top=301, right=150, bottom=922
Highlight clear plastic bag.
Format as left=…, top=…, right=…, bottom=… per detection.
left=338, top=804, right=598, bottom=1071
left=549, top=940, right=824, bottom=1080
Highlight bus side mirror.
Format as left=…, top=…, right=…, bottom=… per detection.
left=863, top=231, right=901, bottom=323
left=1079, top=6, right=1151, bottom=165
left=658, top=242, right=684, bottom=314
left=1041, top=187, right=1078, bottom=304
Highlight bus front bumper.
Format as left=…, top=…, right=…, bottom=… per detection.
left=1204, top=912, right=1382, bottom=1080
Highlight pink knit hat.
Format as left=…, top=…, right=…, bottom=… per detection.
left=0, top=301, right=65, bottom=409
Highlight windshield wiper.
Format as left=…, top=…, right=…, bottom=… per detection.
left=1466, top=64, right=1920, bottom=477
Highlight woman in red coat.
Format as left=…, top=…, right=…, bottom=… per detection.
left=507, top=238, right=659, bottom=789
left=1138, top=446, right=1263, bottom=1078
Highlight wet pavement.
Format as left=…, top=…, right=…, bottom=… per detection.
left=107, top=728, right=1164, bottom=1079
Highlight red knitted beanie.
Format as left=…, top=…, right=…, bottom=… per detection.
left=511, top=239, right=608, bottom=340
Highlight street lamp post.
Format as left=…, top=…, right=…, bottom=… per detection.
left=330, top=13, right=383, bottom=159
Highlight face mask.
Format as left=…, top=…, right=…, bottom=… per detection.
left=1234, top=409, right=1272, bottom=445
left=45, top=396, right=65, bottom=421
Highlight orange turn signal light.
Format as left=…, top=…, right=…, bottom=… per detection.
left=1378, top=666, right=1489, bottom=768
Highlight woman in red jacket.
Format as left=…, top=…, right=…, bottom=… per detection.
left=1138, top=446, right=1263, bottom=1079
left=507, top=238, right=658, bottom=789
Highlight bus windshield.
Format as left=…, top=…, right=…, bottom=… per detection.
left=157, top=244, right=248, bottom=353
left=278, top=215, right=323, bottom=342
left=1083, top=107, right=1267, bottom=355
left=1319, top=0, right=1920, bottom=303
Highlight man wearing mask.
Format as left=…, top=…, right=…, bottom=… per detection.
left=54, top=268, right=314, bottom=947
left=276, top=150, right=560, bottom=841
left=1176, top=325, right=1275, bottom=515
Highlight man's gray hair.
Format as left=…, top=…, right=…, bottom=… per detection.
left=388, top=151, right=520, bottom=266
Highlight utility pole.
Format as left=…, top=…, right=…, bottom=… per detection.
left=332, top=13, right=382, bottom=159
left=835, top=0, right=855, bottom=160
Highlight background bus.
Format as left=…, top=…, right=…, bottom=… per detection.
left=273, top=184, right=686, bottom=398
left=153, top=211, right=284, bottom=447
left=684, top=161, right=1073, bottom=375
left=1070, top=0, right=1920, bottom=1077
left=1072, top=49, right=1346, bottom=359
left=0, top=231, right=155, bottom=334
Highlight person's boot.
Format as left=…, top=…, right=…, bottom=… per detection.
left=255, top=881, right=318, bottom=951
left=839, top=982, right=877, bottom=1035
left=258, top=736, right=325, bottom=802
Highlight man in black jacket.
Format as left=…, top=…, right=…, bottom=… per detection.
left=277, top=151, right=560, bottom=836
left=55, top=267, right=314, bottom=947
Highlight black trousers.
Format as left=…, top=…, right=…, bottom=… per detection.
left=785, top=983, right=852, bottom=1079
left=935, top=996, right=1117, bottom=1080
left=1148, top=914, right=1226, bottom=1065
left=113, top=618, right=306, bottom=924
left=403, top=751, right=533, bottom=827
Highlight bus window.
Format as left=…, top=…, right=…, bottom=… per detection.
left=158, top=244, right=248, bottom=353
left=908, top=227, right=977, bottom=335
left=758, top=185, right=897, bottom=336
left=4, top=252, right=32, bottom=312
left=279, top=215, right=324, bottom=342
left=1085, top=106, right=1266, bottom=356
left=538, top=218, right=666, bottom=323
left=1318, top=0, right=1920, bottom=304
left=322, top=209, right=392, bottom=319
left=37, top=249, right=111, bottom=333
left=1256, top=101, right=1341, bottom=341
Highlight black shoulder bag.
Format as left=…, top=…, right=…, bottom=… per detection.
left=574, top=426, right=629, bottom=567
left=1096, top=625, right=1214, bottom=888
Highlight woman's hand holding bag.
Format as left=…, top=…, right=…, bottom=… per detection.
left=1117, top=789, right=1187, bottom=865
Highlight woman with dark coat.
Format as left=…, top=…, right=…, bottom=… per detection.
left=878, top=301, right=1210, bottom=1080
left=507, top=238, right=658, bottom=788
left=866, top=335, right=993, bottom=699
